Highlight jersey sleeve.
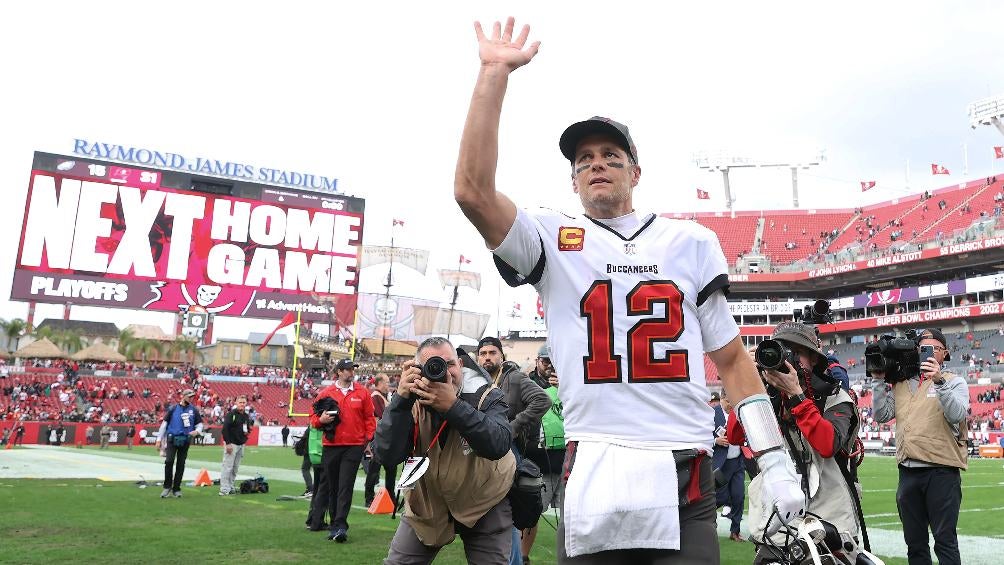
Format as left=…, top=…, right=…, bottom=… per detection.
left=696, top=235, right=730, bottom=308
left=697, top=290, right=739, bottom=353
left=492, top=208, right=546, bottom=287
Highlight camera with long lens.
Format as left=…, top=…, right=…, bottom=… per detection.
left=794, top=299, right=834, bottom=325
left=420, top=355, right=450, bottom=383
left=865, top=331, right=920, bottom=383
left=755, top=339, right=800, bottom=374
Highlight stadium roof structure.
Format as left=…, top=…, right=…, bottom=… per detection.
left=245, top=333, right=290, bottom=347
left=35, top=319, right=119, bottom=337
left=123, top=324, right=174, bottom=341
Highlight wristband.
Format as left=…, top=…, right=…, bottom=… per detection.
left=784, top=393, right=806, bottom=411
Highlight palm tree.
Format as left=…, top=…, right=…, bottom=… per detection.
left=117, top=328, right=136, bottom=356
left=0, top=318, right=26, bottom=353
left=125, top=338, right=164, bottom=363
left=33, top=325, right=55, bottom=342
left=170, top=336, right=201, bottom=365
left=53, top=329, right=84, bottom=354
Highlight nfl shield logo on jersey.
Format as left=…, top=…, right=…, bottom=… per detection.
left=623, top=243, right=637, bottom=255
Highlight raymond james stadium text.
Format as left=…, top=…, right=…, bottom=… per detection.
left=72, top=139, right=339, bottom=193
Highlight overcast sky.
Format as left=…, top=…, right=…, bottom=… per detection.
left=1, top=1, right=1003, bottom=345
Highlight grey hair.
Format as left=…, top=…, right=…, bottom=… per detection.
left=415, top=337, right=453, bottom=362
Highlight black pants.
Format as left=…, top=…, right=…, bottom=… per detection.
left=307, top=464, right=330, bottom=529
left=301, top=453, right=314, bottom=492
left=323, top=444, right=365, bottom=531
left=896, top=465, right=963, bottom=565
left=364, top=451, right=397, bottom=504
left=164, top=438, right=191, bottom=492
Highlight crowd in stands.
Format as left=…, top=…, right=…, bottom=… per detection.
left=0, top=356, right=402, bottom=429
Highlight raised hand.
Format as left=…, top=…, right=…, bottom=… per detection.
left=473, top=17, right=540, bottom=72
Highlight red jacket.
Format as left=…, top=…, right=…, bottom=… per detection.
left=310, top=382, right=376, bottom=447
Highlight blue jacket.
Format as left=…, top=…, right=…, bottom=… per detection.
left=165, top=403, right=202, bottom=436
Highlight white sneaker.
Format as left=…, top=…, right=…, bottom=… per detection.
left=218, top=490, right=230, bottom=496
left=160, top=488, right=172, bottom=498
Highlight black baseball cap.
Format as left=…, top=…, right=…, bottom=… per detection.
left=334, top=358, right=358, bottom=371
left=559, top=116, right=638, bottom=165
left=477, top=336, right=504, bottom=355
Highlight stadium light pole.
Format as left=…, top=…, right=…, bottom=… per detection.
left=969, top=93, right=1004, bottom=175
left=694, top=151, right=826, bottom=209
left=968, top=94, right=1004, bottom=134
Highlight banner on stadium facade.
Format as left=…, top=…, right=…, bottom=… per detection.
left=728, top=301, right=811, bottom=316
left=11, top=152, right=364, bottom=324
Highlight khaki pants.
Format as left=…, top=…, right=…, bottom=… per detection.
left=220, top=444, right=244, bottom=494
left=100, top=435, right=110, bottom=449
left=384, top=498, right=513, bottom=565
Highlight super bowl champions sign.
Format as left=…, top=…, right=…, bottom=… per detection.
left=12, top=152, right=364, bottom=324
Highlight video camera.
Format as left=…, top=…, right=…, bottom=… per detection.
left=864, top=330, right=920, bottom=384
left=794, top=300, right=833, bottom=325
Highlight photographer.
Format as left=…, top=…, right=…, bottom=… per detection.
left=375, top=337, right=516, bottom=564
left=158, top=389, right=203, bottom=499
left=309, top=358, right=376, bottom=543
left=740, top=322, right=863, bottom=563
left=871, top=329, right=969, bottom=565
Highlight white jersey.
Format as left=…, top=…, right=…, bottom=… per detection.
left=493, top=208, right=739, bottom=449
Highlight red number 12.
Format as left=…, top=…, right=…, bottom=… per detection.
left=579, top=280, right=689, bottom=383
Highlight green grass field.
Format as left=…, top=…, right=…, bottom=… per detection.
left=1, top=445, right=1003, bottom=564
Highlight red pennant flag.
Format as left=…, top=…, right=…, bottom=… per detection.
left=459, top=254, right=471, bottom=264
left=930, top=163, right=950, bottom=175
left=995, top=147, right=1003, bottom=159
left=696, top=188, right=710, bottom=200
left=392, top=218, right=405, bottom=226
left=860, top=181, right=876, bottom=192
left=258, top=312, right=296, bottom=351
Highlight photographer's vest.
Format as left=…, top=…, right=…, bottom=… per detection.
left=748, top=389, right=860, bottom=548
left=893, top=373, right=968, bottom=470
left=404, top=384, right=517, bottom=547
